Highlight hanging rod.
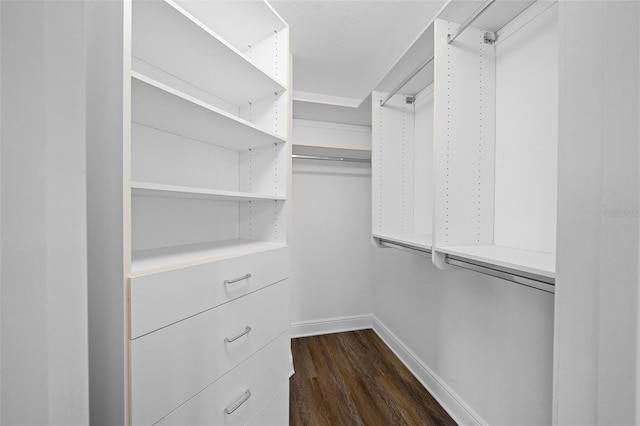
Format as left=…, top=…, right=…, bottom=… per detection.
left=380, top=54, right=435, bottom=107
left=292, top=154, right=371, bottom=163
left=445, top=256, right=555, bottom=294
left=447, top=0, right=496, bottom=44
left=378, top=239, right=432, bottom=257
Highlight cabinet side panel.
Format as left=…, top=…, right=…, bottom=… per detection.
left=244, top=27, right=288, bottom=86
left=433, top=19, right=495, bottom=248
left=239, top=200, right=286, bottom=243
left=414, top=85, right=434, bottom=235
left=373, top=92, right=416, bottom=234
left=239, top=29, right=289, bottom=139
left=85, top=0, right=129, bottom=424
left=372, top=91, right=383, bottom=234
left=239, top=143, right=286, bottom=196
left=239, top=92, right=284, bottom=137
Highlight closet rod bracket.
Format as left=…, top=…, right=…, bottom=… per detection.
left=447, top=0, right=495, bottom=44
left=483, top=31, right=497, bottom=45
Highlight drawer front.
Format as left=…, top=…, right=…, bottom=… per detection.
left=130, top=247, right=289, bottom=338
left=246, top=381, right=289, bottom=426
left=130, top=279, right=290, bottom=425
left=156, top=331, right=292, bottom=426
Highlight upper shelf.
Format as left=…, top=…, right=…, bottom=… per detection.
left=174, top=0, right=287, bottom=50
left=438, top=0, right=538, bottom=33
left=132, top=0, right=286, bottom=107
left=131, top=72, right=286, bottom=152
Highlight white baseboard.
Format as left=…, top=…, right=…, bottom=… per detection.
left=371, top=316, right=487, bottom=426
left=290, top=315, right=372, bottom=338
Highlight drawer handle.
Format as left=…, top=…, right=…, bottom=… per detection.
left=224, top=326, right=252, bottom=343
left=224, top=389, right=251, bottom=415
left=224, top=273, right=252, bottom=285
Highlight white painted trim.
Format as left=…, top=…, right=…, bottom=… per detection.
left=290, top=315, right=372, bottom=338
left=292, top=90, right=362, bottom=108
left=371, top=316, right=488, bottom=426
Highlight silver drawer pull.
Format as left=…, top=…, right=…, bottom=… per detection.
left=224, top=389, right=251, bottom=415
left=224, top=326, right=252, bottom=343
left=224, top=273, right=251, bottom=285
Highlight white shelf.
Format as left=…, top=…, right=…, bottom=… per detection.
left=131, top=181, right=286, bottom=202
left=132, top=72, right=286, bottom=151
left=438, top=245, right=556, bottom=279
left=174, top=0, right=287, bottom=50
left=131, top=239, right=287, bottom=275
left=293, top=143, right=372, bottom=153
left=373, top=232, right=433, bottom=251
left=132, top=0, right=285, bottom=107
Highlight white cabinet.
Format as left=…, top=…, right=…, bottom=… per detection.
left=130, top=279, right=291, bottom=425
left=124, top=1, right=291, bottom=423
left=372, top=85, right=434, bottom=252
left=246, top=382, right=290, bottom=426
left=372, top=0, right=557, bottom=289
left=155, top=332, right=292, bottom=425
left=130, top=0, right=290, bottom=273
left=130, top=247, right=289, bottom=339
left=432, top=1, right=558, bottom=281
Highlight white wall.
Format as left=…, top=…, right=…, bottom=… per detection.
left=1, top=1, right=89, bottom=424
left=372, top=250, right=554, bottom=425
left=554, top=2, right=639, bottom=425
left=289, top=119, right=375, bottom=335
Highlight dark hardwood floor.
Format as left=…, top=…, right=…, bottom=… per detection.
left=289, top=329, right=457, bottom=426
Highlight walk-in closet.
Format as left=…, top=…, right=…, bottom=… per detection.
left=1, top=0, right=639, bottom=425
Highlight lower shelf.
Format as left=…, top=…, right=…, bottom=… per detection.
left=437, top=245, right=556, bottom=280
left=131, top=239, right=286, bottom=274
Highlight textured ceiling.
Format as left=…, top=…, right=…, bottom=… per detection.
left=270, top=0, right=447, bottom=107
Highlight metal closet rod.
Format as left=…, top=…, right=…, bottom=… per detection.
left=447, top=0, right=496, bottom=44
left=380, top=0, right=496, bottom=108
left=445, top=256, right=555, bottom=294
left=378, top=239, right=432, bottom=257
left=378, top=238, right=555, bottom=293
left=380, top=54, right=435, bottom=107
left=291, top=154, right=371, bottom=163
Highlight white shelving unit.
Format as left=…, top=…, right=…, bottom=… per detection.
left=130, top=0, right=290, bottom=275
left=132, top=0, right=286, bottom=107
left=124, top=1, right=292, bottom=424
left=432, top=0, right=558, bottom=282
left=372, top=0, right=557, bottom=288
left=372, top=81, right=435, bottom=252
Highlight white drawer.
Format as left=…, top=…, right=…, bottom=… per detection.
left=130, top=247, right=289, bottom=338
left=246, top=381, right=289, bottom=426
left=130, top=279, right=290, bottom=425
left=155, top=331, right=292, bottom=426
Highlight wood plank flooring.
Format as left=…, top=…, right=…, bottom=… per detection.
left=289, top=329, right=457, bottom=426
